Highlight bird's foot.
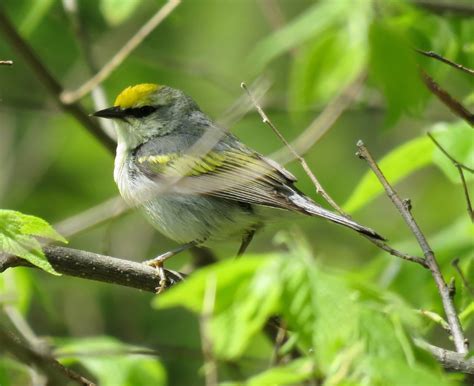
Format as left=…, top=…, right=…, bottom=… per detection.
left=144, top=252, right=175, bottom=293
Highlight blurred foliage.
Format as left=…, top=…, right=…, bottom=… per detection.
left=0, top=0, right=473, bottom=385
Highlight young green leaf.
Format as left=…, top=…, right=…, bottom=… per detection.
left=0, top=210, right=67, bottom=275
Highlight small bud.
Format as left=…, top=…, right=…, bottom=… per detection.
left=403, top=198, right=412, bottom=211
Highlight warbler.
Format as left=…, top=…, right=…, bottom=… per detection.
left=93, top=84, right=383, bottom=286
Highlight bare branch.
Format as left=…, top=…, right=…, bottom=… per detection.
left=457, top=166, right=474, bottom=222
left=369, top=237, right=428, bottom=268
left=0, top=246, right=184, bottom=293
left=0, top=318, right=95, bottom=386
left=416, top=49, right=474, bottom=76
left=0, top=9, right=115, bottom=153
left=428, top=132, right=474, bottom=221
left=356, top=140, right=468, bottom=354
left=60, top=0, right=181, bottom=104
left=420, top=70, right=474, bottom=127
left=428, top=132, right=474, bottom=173
left=0, top=60, right=13, bottom=65
left=414, top=338, right=474, bottom=375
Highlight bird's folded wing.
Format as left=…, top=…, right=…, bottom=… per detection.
left=136, top=146, right=299, bottom=210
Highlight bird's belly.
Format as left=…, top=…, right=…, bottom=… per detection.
left=141, top=195, right=258, bottom=244
left=114, top=150, right=259, bottom=244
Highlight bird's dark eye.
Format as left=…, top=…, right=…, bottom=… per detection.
left=125, top=106, right=158, bottom=118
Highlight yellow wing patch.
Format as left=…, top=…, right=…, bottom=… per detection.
left=114, top=83, right=161, bottom=108
left=138, top=152, right=227, bottom=176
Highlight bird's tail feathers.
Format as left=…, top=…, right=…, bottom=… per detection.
left=289, top=193, right=385, bottom=241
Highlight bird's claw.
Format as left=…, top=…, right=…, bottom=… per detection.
left=144, top=259, right=169, bottom=294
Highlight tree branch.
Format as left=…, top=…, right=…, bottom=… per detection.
left=0, top=246, right=184, bottom=293
left=414, top=338, right=474, bottom=375
left=0, top=8, right=116, bottom=153
left=420, top=70, right=474, bottom=127
left=356, top=140, right=469, bottom=354
left=0, top=320, right=95, bottom=386
left=0, top=60, right=13, bottom=65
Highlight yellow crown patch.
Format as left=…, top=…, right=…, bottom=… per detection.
left=114, top=83, right=161, bottom=108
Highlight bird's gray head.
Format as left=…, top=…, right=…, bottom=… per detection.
left=93, top=84, right=200, bottom=149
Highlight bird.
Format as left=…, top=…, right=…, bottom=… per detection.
left=93, top=83, right=383, bottom=289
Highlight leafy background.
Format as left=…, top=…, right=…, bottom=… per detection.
left=0, top=0, right=473, bottom=385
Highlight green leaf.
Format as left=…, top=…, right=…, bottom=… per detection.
left=0, top=210, right=67, bottom=275
left=155, top=256, right=266, bottom=313
left=344, top=136, right=433, bottom=213
left=245, top=358, right=314, bottom=386
left=100, top=0, right=141, bottom=26
left=277, top=234, right=360, bottom=368
left=431, top=121, right=474, bottom=183
left=289, top=23, right=367, bottom=109
left=156, top=255, right=281, bottom=359
left=55, top=336, right=166, bottom=386
left=369, top=20, right=427, bottom=125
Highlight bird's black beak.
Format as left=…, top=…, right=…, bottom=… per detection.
left=91, top=106, right=125, bottom=119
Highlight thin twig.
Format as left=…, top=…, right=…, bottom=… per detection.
left=416, top=49, right=474, bottom=76
left=420, top=70, right=474, bottom=127
left=241, top=82, right=346, bottom=215
left=0, top=9, right=115, bottom=153
left=60, top=0, right=181, bottom=104
left=451, top=258, right=474, bottom=298
left=428, top=132, right=474, bottom=173
left=356, top=140, right=468, bottom=354
left=456, top=166, right=474, bottom=222
left=0, top=60, right=13, bottom=65
left=368, top=237, right=428, bottom=268
left=428, top=132, right=474, bottom=221
left=0, top=246, right=184, bottom=293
